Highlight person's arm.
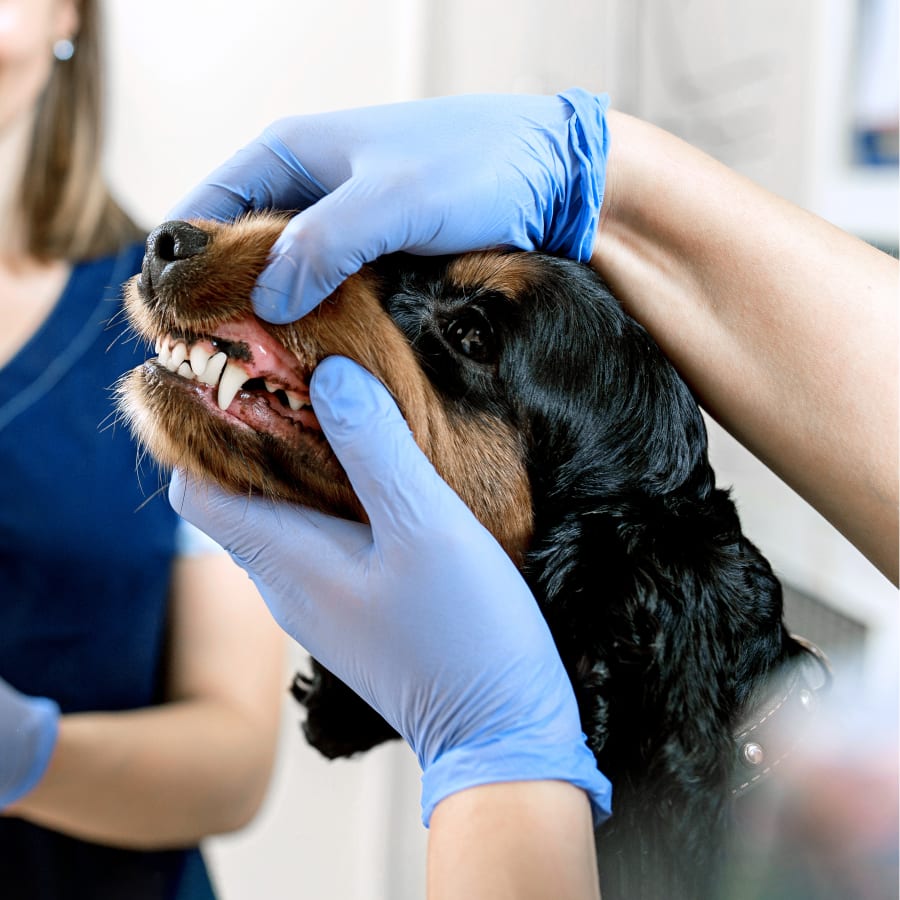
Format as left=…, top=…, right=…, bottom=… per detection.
left=592, top=110, right=898, bottom=584
left=4, top=552, right=284, bottom=849
left=428, top=782, right=601, bottom=900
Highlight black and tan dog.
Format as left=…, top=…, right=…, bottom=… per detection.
left=118, top=212, right=826, bottom=899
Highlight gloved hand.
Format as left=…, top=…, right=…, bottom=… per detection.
left=0, top=676, right=59, bottom=808
left=168, top=89, right=610, bottom=323
left=170, top=356, right=612, bottom=826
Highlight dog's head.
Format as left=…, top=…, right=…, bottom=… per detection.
left=119, top=211, right=708, bottom=569
left=120, top=212, right=536, bottom=561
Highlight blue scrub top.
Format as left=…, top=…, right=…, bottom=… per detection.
left=0, top=244, right=216, bottom=900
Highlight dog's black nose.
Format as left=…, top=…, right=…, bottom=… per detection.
left=142, top=220, right=210, bottom=290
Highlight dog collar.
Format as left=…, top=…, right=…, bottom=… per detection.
left=730, top=635, right=832, bottom=798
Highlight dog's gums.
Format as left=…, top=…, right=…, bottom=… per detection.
left=154, top=325, right=319, bottom=428
left=117, top=211, right=823, bottom=900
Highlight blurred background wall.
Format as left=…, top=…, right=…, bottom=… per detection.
left=101, top=1, right=898, bottom=897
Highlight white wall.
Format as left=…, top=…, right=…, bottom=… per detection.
left=102, top=0, right=428, bottom=228
left=101, top=2, right=897, bottom=898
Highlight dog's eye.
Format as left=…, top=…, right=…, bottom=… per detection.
left=443, top=310, right=496, bottom=363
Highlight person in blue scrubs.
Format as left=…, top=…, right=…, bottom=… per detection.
left=0, top=3, right=284, bottom=898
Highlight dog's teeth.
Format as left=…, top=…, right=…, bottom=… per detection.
left=177, top=361, right=193, bottom=380
left=217, top=361, right=246, bottom=410
left=189, top=344, right=213, bottom=378
left=154, top=337, right=162, bottom=354
left=264, top=380, right=278, bottom=393
left=167, top=342, right=187, bottom=372
left=286, top=391, right=305, bottom=412
left=199, top=352, right=227, bottom=386
left=157, top=341, right=171, bottom=366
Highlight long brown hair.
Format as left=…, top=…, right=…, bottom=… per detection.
left=20, top=0, right=143, bottom=261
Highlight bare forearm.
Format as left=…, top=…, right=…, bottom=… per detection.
left=427, top=781, right=601, bottom=900
left=593, top=110, right=898, bottom=583
left=4, top=553, right=284, bottom=848
left=4, top=699, right=277, bottom=849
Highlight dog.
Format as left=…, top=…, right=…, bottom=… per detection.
left=117, top=211, right=828, bottom=899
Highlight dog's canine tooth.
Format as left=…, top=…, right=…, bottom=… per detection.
left=217, top=360, right=247, bottom=410
left=264, top=380, right=278, bottom=393
left=157, top=340, right=171, bottom=366
left=189, top=344, right=212, bottom=379
left=170, top=342, right=187, bottom=369
left=199, top=352, right=227, bottom=387
left=286, top=391, right=305, bottom=412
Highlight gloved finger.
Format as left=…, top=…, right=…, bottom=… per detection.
left=168, top=468, right=388, bottom=644
left=165, top=129, right=331, bottom=224
left=0, top=681, right=60, bottom=809
left=309, top=357, right=473, bottom=549
left=168, top=469, right=373, bottom=579
left=250, top=173, right=435, bottom=322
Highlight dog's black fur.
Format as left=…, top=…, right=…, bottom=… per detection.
left=290, top=252, right=806, bottom=899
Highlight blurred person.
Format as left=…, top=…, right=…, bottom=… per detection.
left=0, top=2, right=284, bottom=898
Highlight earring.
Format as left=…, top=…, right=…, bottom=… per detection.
left=53, top=38, right=75, bottom=62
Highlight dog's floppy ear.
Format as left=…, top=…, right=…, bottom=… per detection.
left=512, top=256, right=790, bottom=785
left=503, top=256, right=714, bottom=504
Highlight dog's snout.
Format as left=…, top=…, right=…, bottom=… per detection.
left=142, top=220, right=210, bottom=290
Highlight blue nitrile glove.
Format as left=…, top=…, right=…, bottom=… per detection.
left=170, top=356, right=612, bottom=826
left=168, top=89, right=610, bottom=323
left=0, top=676, right=59, bottom=808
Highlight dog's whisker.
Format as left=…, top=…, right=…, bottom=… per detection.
left=97, top=408, right=119, bottom=435
left=104, top=323, right=143, bottom=355
left=132, top=479, right=169, bottom=513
